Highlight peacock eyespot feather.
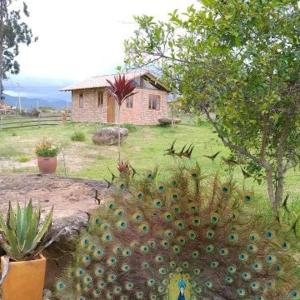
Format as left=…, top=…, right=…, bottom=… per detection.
left=193, top=268, right=201, bottom=275
left=225, top=276, right=234, bottom=284
left=244, top=194, right=252, bottom=202
left=172, top=245, right=181, bottom=254
left=140, top=245, right=149, bottom=254
left=172, top=205, right=181, bottom=214
left=116, top=220, right=128, bottom=230
left=83, top=274, right=93, bottom=285
left=150, top=295, right=158, bottom=300
left=102, top=232, right=113, bottom=242
left=190, top=281, right=197, bottom=288
left=121, top=296, right=129, bottom=300
left=125, top=282, right=134, bottom=290
left=108, top=202, right=115, bottom=210
left=147, top=278, right=156, bottom=287
left=164, top=229, right=174, bottom=239
left=113, top=245, right=122, bottom=254
left=159, top=267, right=167, bottom=274
left=222, top=186, right=229, bottom=193
left=238, top=252, right=249, bottom=261
left=192, top=250, right=199, bottom=258
left=228, top=233, right=239, bottom=242
left=250, top=281, right=260, bottom=291
left=210, top=213, right=220, bottom=224
left=195, top=286, right=202, bottom=294
left=265, top=254, right=277, bottom=264
left=114, top=208, right=125, bottom=217
left=176, top=267, right=183, bottom=273
left=206, top=244, right=215, bottom=253
left=275, top=264, right=282, bottom=272
left=162, top=279, right=169, bottom=286
left=236, top=288, right=246, bottom=297
left=161, top=240, right=170, bottom=249
left=282, top=241, right=290, bottom=250
left=88, top=244, right=96, bottom=252
left=148, top=240, right=157, bottom=248
left=80, top=238, right=90, bottom=248
left=158, top=185, right=165, bottom=193
left=107, top=273, right=117, bottom=282
left=94, top=265, right=104, bottom=276
left=100, top=223, right=110, bottom=231
left=153, top=199, right=163, bottom=208
left=249, top=232, right=260, bottom=241
left=289, top=290, right=299, bottom=299
left=121, top=264, right=130, bottom=272
left=132, top=212, right=143, bottom=222
left=264, top=231, right=274, bottom=239
left=210, top=261, right=219, bottom=268
left=155, top=255, right=164, bottom=263
left=205, top=281, right=213, bottom=289
left=56, top=281, right=66, bottom=291
left=241, top=272, right=251, bottom=281
left=139, top=223, right=150, bottom=234
left=188, top=230, right=197, bottom=240
left=219, top=248, right=229, bottom=256
left=247, top=244, right=258, bottom=253
left=119, top=182, right=126, bottom=190
left=172, top=193, right=179, bottom=201
left=97, top=280, right=106, bottom=289
left=163, top=212, right=173, bottom=222
left=170, top=261, right=176, bottom=268
left=81, top=255, right=91, bottom=266
left=182, top=261, right=189, bottom=268
left=227, top=265, right=237, bottom=274
left=113, top=286, right=122, bottom=294
left=265, top=280, right=275, bottom=289
left=206, top=229, right=215, bottom=239
left=107, top=256, right=117, bottom=266
left=171, top=180, right=177, bottom=187
left=252, top=262, right=263, bottom=272
left=93, top=289, right=101, bottom=296
left=95, top=217, right=102, bottom=225
left=177, top=236, right=186, bottom=245
left=255, top=297, right=264, bottom=300
left=75, top=267, right=85, bottom=277
left=191, top=216, right=201, bottom=226
left=142, top=261, right=150, bottom=269
left=137, top=192, right=144, bottom=200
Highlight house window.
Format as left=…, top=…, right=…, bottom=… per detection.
left=126, top=96, right=134, bottom=108
left=98, top=91, right=104, bottom=107
left=79, top=93, right=84, bottom=108
left=149, top=94, right=160, bottom=110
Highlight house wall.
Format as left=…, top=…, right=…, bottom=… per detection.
left=71, top=87, right=168, bottom=125
left=71, top=89, right=107, bottom=123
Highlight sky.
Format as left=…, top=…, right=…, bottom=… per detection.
left=14, top=0, right=198, bottom=82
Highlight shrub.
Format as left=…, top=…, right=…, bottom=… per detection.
left=35, top=139, right=59, bottom=157
left=121, top=123, right=137, bottom=132
left=158, top=117, right=172, bottom=126
left=18, top=155, right=30, bottom=163
left=71, top=131, right=86, bottom=142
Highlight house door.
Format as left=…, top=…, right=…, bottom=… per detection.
left=107, top=96, right=115, bottom=123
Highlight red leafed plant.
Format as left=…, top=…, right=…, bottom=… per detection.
left=106, top=74, right=137, bottom=162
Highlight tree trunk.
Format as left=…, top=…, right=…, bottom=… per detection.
left=265, top=168, right=276, bottom=214
left=117, top=105, right=121, bottom=163
left=0, top=0, right=6, bottom=102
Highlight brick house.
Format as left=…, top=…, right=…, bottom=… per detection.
left=61, top=71, right=170, bottom=125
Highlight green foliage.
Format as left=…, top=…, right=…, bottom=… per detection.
left=71, top=131, right=86, bottom=142
left=124, top=0, right=300, bottom=212
left=55, top=161, right=300, bottom=299
left=35, top=139, right=59, bottom=157
left=0, top=0, right=36, bottom=97
left=0, top=200, right=53, bottom=261
left=17, top=155, right=30, bottom=163
left=121, top=123, right=137, bottom=133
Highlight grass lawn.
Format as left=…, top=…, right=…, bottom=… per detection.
left=0, top=121, right=300, bottom=213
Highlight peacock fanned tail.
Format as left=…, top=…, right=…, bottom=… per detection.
left=54, top=164, right=300, bottom=300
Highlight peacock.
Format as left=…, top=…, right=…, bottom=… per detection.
left=53, top=154, right=300, bottom=300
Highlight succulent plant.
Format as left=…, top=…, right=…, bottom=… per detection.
left=0, top=200, right=53, bottom=261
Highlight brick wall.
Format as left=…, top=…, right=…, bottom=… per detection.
left=71, top=88, right=168, bottom=125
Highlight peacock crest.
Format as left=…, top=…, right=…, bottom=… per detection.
left=54, top=147, right=300, bottom=300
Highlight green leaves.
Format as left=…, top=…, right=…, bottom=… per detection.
left=0, top=200, right=53, bottom=261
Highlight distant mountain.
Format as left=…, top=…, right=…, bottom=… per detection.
left=3, top=76, right=73, bottom=109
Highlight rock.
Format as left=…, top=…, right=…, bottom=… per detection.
left=92, top=127, right=129, bottom=146
left=158, top=117, right=181, bottom=126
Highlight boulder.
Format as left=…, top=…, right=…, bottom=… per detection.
left=158, top=117, right=181, bottom=126
left=92, top=127, right=129, bottom=146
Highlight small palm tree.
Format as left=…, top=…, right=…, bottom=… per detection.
left=106, top=74, right=136, bottom=162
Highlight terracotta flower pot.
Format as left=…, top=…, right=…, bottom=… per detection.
left=1, top=254, right=46, bottom=300
left=37, top=156, right=57, bottom=174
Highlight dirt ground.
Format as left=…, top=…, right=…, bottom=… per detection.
left=0, top=173, right=109, bottom=288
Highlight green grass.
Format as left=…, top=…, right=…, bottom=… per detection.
left=0, top=121, right=300, bottom=213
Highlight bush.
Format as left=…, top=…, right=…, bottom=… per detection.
left=18, top=155, right=30, bottom=163
left=71, top=131, right=86, bottom=142
left=121, top=123, right=137, bottom=132
left=158, top=117, right=172, bottom=126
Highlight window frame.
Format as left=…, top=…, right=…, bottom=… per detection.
left=126, top=95, right=134, bottom=108
left=79, top=93, right=84, bottom=108
left=97, top=90, right=104, bottom=107
left=148, top=94, right=161, bottom=110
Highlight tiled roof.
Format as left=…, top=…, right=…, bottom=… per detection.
left=60, top=70, right=168, bottom=91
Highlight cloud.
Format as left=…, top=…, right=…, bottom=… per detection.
left=15, top=0, right=198, bottom=80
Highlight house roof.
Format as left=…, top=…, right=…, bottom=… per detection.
left=61, top=70, right=170, bottom=92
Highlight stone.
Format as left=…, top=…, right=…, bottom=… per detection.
left=92, top=127, right=129, bottom=146
left=158, top=117, right=181, bottom=126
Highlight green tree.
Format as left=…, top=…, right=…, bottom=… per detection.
left=0, top=0, right=36, bottom=101
left=124, top=0, right=300, bottom=213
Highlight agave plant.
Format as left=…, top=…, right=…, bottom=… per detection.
left=106, top=74, right=136, bottom=162
left=0, top=200, right=53, bottom=261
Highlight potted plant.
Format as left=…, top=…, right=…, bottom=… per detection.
left=35, top=139, right=59, bottom=174
left=0, top=200, right=53, bottom=300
